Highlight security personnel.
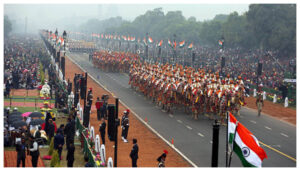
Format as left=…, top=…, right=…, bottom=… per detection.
left=16, top=137, right=27, bottom=167
left=256, top=84, right=264, bottom=116
left=29, top=136, right=40, bottom=167
left=121, top=109, right=130, bottom=143
left=87, top=88, right=93, bottom=112
left=99, top=118, right=106, bottom=144
left=130, top=138, right=139, bottom=167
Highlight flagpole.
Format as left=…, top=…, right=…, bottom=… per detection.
left=226, top=111, right=229, bottom=167
left=228, top=121, right=239, bottom=167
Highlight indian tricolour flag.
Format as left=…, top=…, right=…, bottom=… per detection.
left=179, top=41, right=185, bottom=48
left=219, top=40, right=223, bottom=46
left=228, top=112, right=267, bottom=167
left=157, top=40, right=163, bottom=47
left=148, top=36, right=153, bottom=43
left=168, top=39, right=173, bottom=47
left=228, top=112, right=237, bottom=143
left=188, top=43, right=193, bottom=50
left=143, top=37, right=147, bottom=45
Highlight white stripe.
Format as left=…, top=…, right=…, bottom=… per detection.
left=177, top=120, right=183, bottom=123
left=280, top=133, right=289, bottom=138
left=186, top=126, right=192, bottom=130
left=67, top=55, right=198, bottom=167
left=169, top=114, right=174, bottom=118
left=235, top=132, right=263, bottom=167
left=265, top=126, right=272, bottom=130
left=250, top=120, right=257, bottom=124
left=197, top=133, right=204, bottom=137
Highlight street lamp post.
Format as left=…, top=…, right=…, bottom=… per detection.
left=62, top=30, right=67, bottom=80
left=145, top=32, right=149, bottom=62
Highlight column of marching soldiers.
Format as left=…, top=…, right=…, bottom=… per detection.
left=92, top=50, right=254, bottom=124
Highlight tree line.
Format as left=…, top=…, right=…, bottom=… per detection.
left=78, top=4, right=295, bottom=57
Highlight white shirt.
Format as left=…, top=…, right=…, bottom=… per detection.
left=30, top=141, right=38, bottom=151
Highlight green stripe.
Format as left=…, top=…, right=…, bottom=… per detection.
left=229, top=133, right=234, bottom=144
left=233, top=142, right=256, bottom=167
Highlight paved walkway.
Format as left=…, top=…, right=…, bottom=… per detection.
left=4, top=151, right=45, bottom=167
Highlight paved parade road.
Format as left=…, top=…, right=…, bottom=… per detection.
left=67, top=52, right=296, bottom=167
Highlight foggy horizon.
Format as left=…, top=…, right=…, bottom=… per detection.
left=4, top=4, right=249, bottom=34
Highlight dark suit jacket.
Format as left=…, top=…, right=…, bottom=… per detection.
left=130, top=144, right=139, bottom=160
left=99, top=122, right=106, bottom=135
left=16, top=143, right=26, bottom=158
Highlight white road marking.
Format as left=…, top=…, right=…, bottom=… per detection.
left=250, top=120, right=257, bottom=124
left=186, top=125, right=192, bottom=130
left=197, top=133, right=204, bottom=137
left=265, top=126, right=272, bottom=130
left=280, top=133, right=289, bottom=138
left=169, top=114, right=174, bottom=118
left=177, top=120, right=182, bottom=123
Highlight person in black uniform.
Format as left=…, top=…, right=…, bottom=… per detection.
left=47, top=119, right=55, bottom=143
left=74, top=90, right=79, bottom=108
left=16, top=137, right=27, bottom=167
left=99, top=118, right=106, bottom=144
left=130, top=138, right=138, bottom=167
left=29, top=136, right=40, bottom=167
left=64, top=118, right=75, bottom=149
left=121, top=109, right=130, bottom=143
left=80, top=75, right=85, bottom=99
left=157, top=150, right=168, bottom=167
left=66, top=143, right=75, bottom=167
left=87, top=88, right=93, bottom=110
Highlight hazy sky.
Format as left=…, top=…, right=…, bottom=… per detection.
left=5, top=4, right=249, bottom=21
left=4, top=4, right=249, bottom=33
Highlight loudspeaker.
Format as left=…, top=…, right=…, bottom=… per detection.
left=221, top=57, right=225, bottom=68
left=257, top=63, right=263, bottom=76
left=107, top=104, right=116, bottom=141
left=145, top=45, right=148, bottom=58
left=192, top=52, right=195, bottom=62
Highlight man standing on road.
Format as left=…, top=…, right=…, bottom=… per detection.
left=130, top=138, right=138, bottom=167
left=121, top=109, right=130, bottom=143
left=256, top=84, right=264, bottom=116
left=99, top=118, right=106, bottom=144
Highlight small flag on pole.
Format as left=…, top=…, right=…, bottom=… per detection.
left=148, top=36, right=153, bottom=43
left=179, top=41, right=185, bottom=48
left=188, top=43, right=193, bottom=50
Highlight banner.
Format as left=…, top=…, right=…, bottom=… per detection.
left=283, top=79, right=296, bottom=83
